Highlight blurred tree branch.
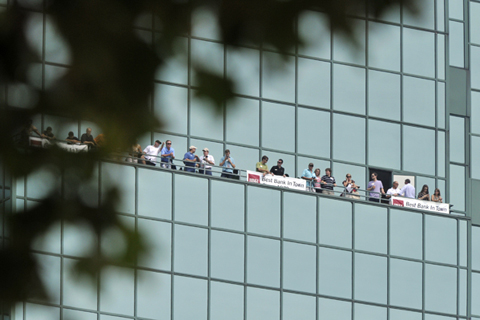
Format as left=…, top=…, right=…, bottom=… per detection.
left=0, top=0, right=417, bottom=308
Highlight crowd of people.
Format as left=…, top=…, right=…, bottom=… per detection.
left=20, top=124, right=445, bottom=204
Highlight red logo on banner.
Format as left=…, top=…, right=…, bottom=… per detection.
left=248, top=173, right=260, bottom=184
left=392, top=199, right=404, bottom=207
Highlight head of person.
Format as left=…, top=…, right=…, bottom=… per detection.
left=189, top=146, right=196, bottom=153
left=154, top=140, right=161, bottom=147
left=225, top=149, right=230, bottom=157
left=203, top=148, right=209, bottom=155
left=325, top=168, right=331, bottom=176
left=308, top=163, right=314, bottom=171
left=405, top=179, right=411, bottom=184
left=68, top=131, right=74, bottom=138
left=346, top=173, right=352, bottom=180
left=434, top=188, right=441, bottom=195
left=315, top=168, right=320, bottom=176
left=371, top=172, right=377, bottom=180
left=46, top=126, right=52, bottom=133
left=26, top=119, right=33, bottom=126
left=277, top=159, right=283, bottom=167
left=392, top=181, right=399, bottom=189
left=86, top=128, right=92, bottom=136
left=166, top=140, right=172, bottom=149
left=422, top=184, right=429, bottom=193
left=261, top=155, right=268, bottom=164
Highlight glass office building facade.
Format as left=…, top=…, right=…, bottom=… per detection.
left=3, top=0, right=480, bottom=319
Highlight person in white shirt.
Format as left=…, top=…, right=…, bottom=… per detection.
left=198, top=148, right=215, bottom=175
left=400, top=179, right=416, bottom=198
left=386, top=181, right=401, bottom=199
left=143, top=140, right=164, bottom=166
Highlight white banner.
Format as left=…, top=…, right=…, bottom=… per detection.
left=247, top=170, right=307, bottom=191
left=29, top=137, right=88, bottom=153
left=390, top=196, right=450, bottom=214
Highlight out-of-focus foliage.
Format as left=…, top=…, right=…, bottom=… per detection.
left=0, top=0, right=417, bottom=308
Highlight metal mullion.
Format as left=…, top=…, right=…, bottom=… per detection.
left=279, top=190, right=284, bottom=320
left=170, top=172, right=175, bottom=320
left=422, top=213, right=426, bottom=318
left=351, top=201, right=355, bottom=320
left=207, top=178, right=211, bottom=320
left=316, top=196, right=319, bottom=320
left=243, top=183, right=248, bottom=320
left=133, top=167, right=139, bottom=319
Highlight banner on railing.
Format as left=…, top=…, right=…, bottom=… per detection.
left=390, top=196, right=450, bottom=214
left=247, top=170, right=307, bottom=191
left=29, top=137, right=88, bottom=153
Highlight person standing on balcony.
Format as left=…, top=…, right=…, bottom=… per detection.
left=198, top=148, right=215, bottom=175
left=42, top=127, right=56, bottom=140
left=386, top=181, right=401, bottom=199
left=220, top=149, right=236, bottom=179
left=143, top=140, right=163, bottom=166
left=81, top=128, right=96, bottom=148
left=321, top=168, right=337, bottom=195
left=400, top=179, right=416, bottom=198
left=417, top=184, right=430, bottom=201
left=161, top=140, right=175, bottom=168
left=183, top=146, right=200, bottom=173
left=256, top=155, right=273, bottom=176
left=270, top=159, right=286, bottom=177
left=301, top=163, right=315, bottom=191
left=367, top=172, right=385, bottom=202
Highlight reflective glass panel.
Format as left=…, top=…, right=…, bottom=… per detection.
left=436, top=0, right=445, bottom=31
left=298, top=58, right=330, bottom=108
left=246, top=287, right=279, bottom=320
left=31, top=221, right=61, bottom=254
left=27, top=166, right=61, bottom=200
left=155, top=36, right=188, bottom=85
left=474, top=226, right=480, bottom=271
left=403, top=76, right=436, bottom=127
left=283, top=293, right=316, bottom=320
left=262, top=52, right=295, bottom=103
left=437, top=34, right=446, bottom=80
left=367, top=119, right=401, bottom=170
left=319, top=197, right=352, bottom=248
left=63, top=309, right=97, bottom=320
left=438, top=81, right=445, bottom=128
left=403, top=28, right=435, bottom=78
left=390, top=258, right=422, bottom=309
left=190, top=92, right=224, bottom=140
left=354, top=204, right=387, bottom=254
left=63, top=221, right=97, bottom=258
left=226, top=97, right=260, bottom=147
left=472, top=272, right=480, bottom=315
left=333, top=162, right=366, bottom=193
left=174, top=174, right=208, bottom=225
left=283, top=192, right=316, bottom=243
left=211, top=180, right=245, bottom=231
left=100, top=266, right=134, bottom=316
left=227, top=46, right=260, bottom=97
left=403, top=126, right=435, bottom=176
left=101, top=163, right=135, bottom=214
left=354, top=303, right=386, bottom=320
left=138, top=219, right=171, bottom=271
left=297, top=107, right=330, bottom=158
left=318, top=297, right=351, bottom=320
left=449, top=21, right=465, bottom=68
left=191, top=39, right=223, bottom=84
left=425, top=264, right=457, bottom=314
left=390, top=309, right=422, bottom=320
left=403, top=0, right=435, bottom=29
left=460, top=268, right=467, bottom=316
left=283, top=241, right=316, bottom=293
left=247, top=186, right=280, bottom=237
left=472, top=136, right=480, bottom=179
left=474, top=87, right=480, bottom=135
left=226, top=144, right=260, bottom=174
left=211, top=230, right=244, bottom=282
left=191, top=7, right=220, bottom=40
left=174, top=276, right=207, bottom=320
left=210, top=281, right=244, bottom=320
left=424, top=315, right=456, bottom=320
left=368, top=22, right=400, bottom=71
left=247, top=236, right=280, bottom=287
left=137, top=271, right=171, bottom=320
left=449, top=164, right=465, bottom=211
left=354, top=253, right=387, bottom=304
left=333, top=64, right=366, bottom=115
left=25, top=303, right=60, bottom=320
left=471, top=2, right=480, bottom=45
left=174, top=225, right=207, bottom=276
left=390, top=209, right=422, bottom=259
left=333, top=18, right=365, bottom=65
left=261, top=101, right=295, bottom=152
left=45, top=16, right=71, bottom=65
left=425, top=215, right=457, bottom=264
left=472, top=46, right=480, bottom=90
left=138, top=168, right=172, bottom=219
left=438, top=130, right=446, bottom=177
left=450, top=116, right=465, bottom=163
left=333, top=114, right=365, bottom=163
left=318, top=247, right=352, bottom=299
left=44, top=65, right=68, bottom=90
left=298, top=11, right=331, bottom=60
left=153, top=84, right=187, bottom=135
left=25, top=13, right=43, bottom=58
left=449, top=0, right=464, bottom=20
left=368, top=70, right=401, bottom=121
left=34, top=254, right=60, bottom=304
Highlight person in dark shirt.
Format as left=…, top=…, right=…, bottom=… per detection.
left=66, top=131, right=80, bottom=143
left=270, top=159, right=286, bottom=177
left=43, top=127, right=56, bottom=140
left=80, top=128, right=96, bottom=148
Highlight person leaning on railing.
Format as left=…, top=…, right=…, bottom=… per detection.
left=321, top=168, right=336, bottom=195
left=198, top=148, right=214, bottom=175
left=220, top=149, right=236, bottom=179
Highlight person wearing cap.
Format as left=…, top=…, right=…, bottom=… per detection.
left=198, top=147, right=215, bottom=175
left=143, top=140, right=164, bottom=166
left=161, top=140, right=175, bottom=168
left=183, top=145, right=200, bottom=173
left=301, top=163, right=315, bottom=191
